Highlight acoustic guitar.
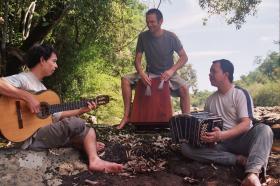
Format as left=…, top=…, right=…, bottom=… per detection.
left=0, top=90, right=109, bottom=142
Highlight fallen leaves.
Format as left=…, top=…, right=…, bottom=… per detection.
left=104, top=132, right=173, bottom=175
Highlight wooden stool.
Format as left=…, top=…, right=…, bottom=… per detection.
left=130, top=77, right=172, bottom=128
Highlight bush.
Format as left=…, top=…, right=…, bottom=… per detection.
left=251, top=81, right=280, bottom=106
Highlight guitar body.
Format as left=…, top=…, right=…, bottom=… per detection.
left=0, top=90, right=60, bottom=142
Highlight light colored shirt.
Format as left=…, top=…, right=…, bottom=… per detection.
left=204, top=85, right=254, bottom=130
left=3, top=71, right=47, bottom=92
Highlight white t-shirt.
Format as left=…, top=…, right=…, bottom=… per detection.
left=3, top=71, right=47, bottom=92
left=204, top=85, right=254, bottom=130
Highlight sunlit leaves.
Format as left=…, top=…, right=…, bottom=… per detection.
left=198, top=0, right=262, bottom=29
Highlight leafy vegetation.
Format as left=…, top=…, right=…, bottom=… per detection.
left=45, top=1, right=146, bottom=124
left=198, top=0, right=262, bottom=29
left=235, top=51, right=280, bottom=106
left=191, top=90, right=212, bottom=109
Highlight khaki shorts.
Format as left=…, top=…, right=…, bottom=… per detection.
left=28, top=117, right=89, bottom=150
left=124, top=72, right=188, bottom=97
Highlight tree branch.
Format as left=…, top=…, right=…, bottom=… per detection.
left=21, top=2, right=69, bottom=51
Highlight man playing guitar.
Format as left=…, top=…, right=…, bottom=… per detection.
left=0, top=44, right=123, bottom=173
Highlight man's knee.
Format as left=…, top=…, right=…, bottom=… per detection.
left=254, top=123, right=273, bottom=137
left=63, top=117, right=87, bottom=137
left=121, top=76, right=128, bottom=83
left=86, top=127, right=96, bottom=137
left=249, top=124, right=274, bottom=144
left=121, top=76, right=128, bottom=82
left=254, top=124, right=273, bottom=139
left=121, top=77, right=132, bottom=87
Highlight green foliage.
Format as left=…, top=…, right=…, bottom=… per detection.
left=177, top=64, right=198, bottom=93
left=248, top=81, right=280, bottom=106
left=191, top=90, right=213, bottom=109
left=0, top=0, right=67, bottom=47
left=58, top=55, right=124, bottom=124
left=39, top=0, right=146, bottom=124
left=235, top=51, right=280, bottom=106
left=44, top=0, right=146, bottom=90
left=199, top=0, right=262, bottom=29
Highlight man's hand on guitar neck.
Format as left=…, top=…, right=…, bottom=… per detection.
left=59, top=101, right=97, bottom=120
left=78, top=101, right=97, bottom=115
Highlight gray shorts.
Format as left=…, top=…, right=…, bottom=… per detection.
left=124, top=72, right=188, bottom=97
left=28, top=117, right=89, bottom=150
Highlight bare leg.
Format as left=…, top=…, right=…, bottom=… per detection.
left=117, top=77, right=132, bottom=129
left=241, top=173, right=261, bottom=186
left=179, top=85, right=190, bottom=113
left=84, top=128, right=123, bottom=173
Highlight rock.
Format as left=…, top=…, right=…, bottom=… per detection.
left=0, top=148, right=86, bottom=186
left=254, top=106, right=280, bottom=125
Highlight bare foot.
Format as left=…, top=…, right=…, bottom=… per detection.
left=96, top=142, right=105, bottom=152
left=241, top=173, right=261, bottom=186
left=89, top=157, right=123, bottom=173
left=236, top=155, right=247, bottom=167
left=116, top=117, right=129, bottom=129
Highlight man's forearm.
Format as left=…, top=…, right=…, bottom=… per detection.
left=0, top=79, right=31, bottom=101
left=135, top=62, right=145, bottom=75
left=171, top=56, right=187, bottom=72
left=134, top=52, right=145, bottom=75
left=170, top=49, right=188, bottom=72
left=220, top=119, right=251, bottom=141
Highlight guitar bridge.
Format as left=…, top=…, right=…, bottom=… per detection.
left=16, top=101, right=23, bottom=129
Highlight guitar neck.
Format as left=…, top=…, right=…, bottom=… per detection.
left=48, top=99, right=94, bottom=114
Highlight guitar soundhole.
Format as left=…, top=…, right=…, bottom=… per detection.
left=37, top=102, right=50, bottom=119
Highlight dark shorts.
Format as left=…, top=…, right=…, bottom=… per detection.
left=28, top=117, right=89, bottom=150
left=124, top=72, right=188, bottom=97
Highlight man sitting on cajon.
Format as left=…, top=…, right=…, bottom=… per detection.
left=117, top=8, right=190, bottom=129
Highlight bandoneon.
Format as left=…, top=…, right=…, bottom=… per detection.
left=169, top=112, right=223, bottom=147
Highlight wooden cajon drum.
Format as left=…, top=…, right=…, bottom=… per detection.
left=130, top=77, right=172, bottom=127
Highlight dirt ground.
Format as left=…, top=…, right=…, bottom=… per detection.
left=60, top=125, right=280, bottom=186
left=0, top=125, right=279, bottom=186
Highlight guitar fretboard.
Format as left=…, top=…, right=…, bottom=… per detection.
left=49, top=99, right=95, bottom=114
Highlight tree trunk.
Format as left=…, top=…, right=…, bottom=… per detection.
left=20, top=2, right=69, bottom=51
left=0, top=0, right=9, bottom=77
left=4, top=2, right=69, bottom=76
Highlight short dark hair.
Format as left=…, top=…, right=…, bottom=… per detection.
left=25, top=43, right=57, bottom=69
left=146, top=8, right=163, bottom=22
left=213, top=59, right=234, bottom=83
